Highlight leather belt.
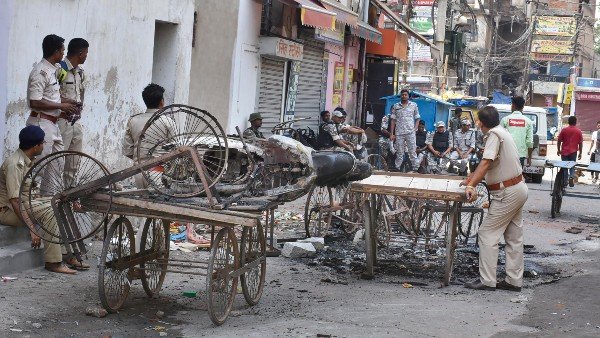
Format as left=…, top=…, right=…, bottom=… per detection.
left=30, top=111, right=60, bottom=123
left=488, top=175, right=524, bottom=191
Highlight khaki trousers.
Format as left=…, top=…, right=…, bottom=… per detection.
left=478, top=181, right=528, bottom=287
left=57, top=119, right=83, bottom=184
left=26, top=116, right=64, bottom=196
left=0, top=205, right=62, bottom=263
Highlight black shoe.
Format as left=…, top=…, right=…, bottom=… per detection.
left=496, top=280, right=522, bottom=292
left=464, top=279, right=496, bottom=291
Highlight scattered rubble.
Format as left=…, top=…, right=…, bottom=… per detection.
left=282, top=242, right=317, bottom=258
left=353, top=229, right=365, bottom=243
left=565, top=227, right=583, bottom=234
left=510, top=295, right=528, bottom=303
left=578, top=215, right=600, bottom=224
left=298, top=237, right=325, bottom=250
left=85, top=306, right=108, bottom=318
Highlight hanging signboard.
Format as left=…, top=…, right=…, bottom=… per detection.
left=528, top=74, right=567, bottom=83
left=315, top=21, right=345, bottom=45
left=534, top=16, right=577, bottom=36
left=332, top=62, right=345, bottom=107
left=530, top=39, right=573, bottom=55
left=408, top=37, right=433, bottom=62
left=576, top=77, right=600, bottom=89
left=530, top=53, right=573, bottom=62
left=409, top=6, right=436, bottom=35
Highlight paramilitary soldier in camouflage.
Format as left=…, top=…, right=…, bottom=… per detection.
left=58, top=38, right=89, bottom=183
left=426, top=121, right=453, bottom=174
left=243, top=113, right=265, bottom=141
left=449, top=119, right=476, bottom=176
left=390, top=89, right=421, bottom=172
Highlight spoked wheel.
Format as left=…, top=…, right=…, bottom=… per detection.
left=240, top=222, right=266, bottom=306
left=140, top=218, right=170, bottom=298
left=99, top=217, right=135, bottom=313
left=367, top=154, right=388, bottom=171
left=459, top=182, right=490, bottom=241
left=19, top=151, right=112, bottom=244
left=207, top=227, right=239, bottom=326
left=383, top=196, right=418, bottom=235
left=136, top=104, right=229, bottom=198
left=417, top=202, right=450, bottom=241
left=304, top=185, right=333, bottom=237
left=551, top=169, right=564, bottom=218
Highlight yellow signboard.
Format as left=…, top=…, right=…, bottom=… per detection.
left=530, top=39, right=573, bottom=55
left=534, top=16, right=576, bottom=36
left=564, top=84, right=574, bottom=105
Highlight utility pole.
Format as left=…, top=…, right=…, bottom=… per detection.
left=434, top=0, right=449, bottom=94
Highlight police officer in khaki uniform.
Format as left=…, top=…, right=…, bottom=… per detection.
left=243, top=113, right=265, bottom=141
left=58, top=38, right=89, bottom=183
left=0, top=126, right=76, bottom=274
left=463, top=106, right=528, bottom=291
left=26, top=34, right=78, bottom=195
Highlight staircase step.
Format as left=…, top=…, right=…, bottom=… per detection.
left=0, top=225, right=32, bottom=247
left=0, top=241, right=44, bottom=275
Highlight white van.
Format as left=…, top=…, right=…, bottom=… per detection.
left=488, top=104, right=548, bottom=183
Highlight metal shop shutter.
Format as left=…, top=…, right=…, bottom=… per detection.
left=257, top=57, right=286, bottom=136
left=294, top=34, right=326, bottom=132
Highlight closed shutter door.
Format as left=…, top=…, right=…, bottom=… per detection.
left=294, top=33, right=325, bottom=132
left=574, top=99, right=597, bottom=132
left=257, top=57, right=286, bottom=136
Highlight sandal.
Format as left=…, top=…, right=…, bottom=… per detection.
left=45, top=262, right=77, bottom=275
left=64, top=258, right=90, bottom=270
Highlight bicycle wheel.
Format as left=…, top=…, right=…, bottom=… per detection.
left=240, top=222, right=266, bottom=306
left=140, top=218, right=170, bottom=298
left=459, top=182, right=490, bottom=240
left=304, top=185, right=333, bottom=237
left=19, top=151, right=112, bottom=244
left=551, top=169, right=564, bottom=218
left=136, top=104, right=228, bottom=198
left=98, top=217, right=135, bottom=313
left=207, top=227, right=239, bottom=326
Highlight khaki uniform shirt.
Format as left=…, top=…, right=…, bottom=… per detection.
left=122, top=109, right=174, bottom=159
left=27, top=58, right=61, bottom=117
left=482, top=126, right=523, bottom=185
left=454, top=129, right=475, bottom=152
left=391, top=101, right=420, bottom=135
left=59, top=59, right=85, bottom=103
left=0, top=150, right=33, bottom=210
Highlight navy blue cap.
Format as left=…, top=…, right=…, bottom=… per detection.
left=19, top=125, right=45, bottom=149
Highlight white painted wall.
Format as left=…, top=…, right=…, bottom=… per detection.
left=0, top=0, right=13, bottom=161
left=2, top=0, right=194, bottom=172
left=228, top=0, right=263, bottom=134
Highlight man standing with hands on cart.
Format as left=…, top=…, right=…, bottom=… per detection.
left=463, top=106, right=528, bottom=291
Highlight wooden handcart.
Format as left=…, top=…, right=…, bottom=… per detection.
left=350, top=173, right=472, bottom=286
left=18, top=106, right=268, bottom=325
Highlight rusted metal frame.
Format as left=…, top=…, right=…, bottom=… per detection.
left=81, top=193, right=259, bottom=228
left=443, top=201, right=461, bottom=286
left=167, top=257, right=210, bottom=264
left=143, top=261, right=208, bottom=269
left=351, top=186, right=465, bottom=201
left=228, top=255, right=266, bottom=279
left=187, top=147, right=216, bottom=207
left=59, top=147, right=200, bottom=200
left=61, top=203, right=88, bottom=260
left=107, top=249, right=160, bottom=270
left=140, top=268, right=207, bottom=276
left=52, top=200, right=76, bottom=257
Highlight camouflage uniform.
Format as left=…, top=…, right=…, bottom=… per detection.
left=426, top=131, right=453, bottom=174
left=450, top=129, right=476, bottom=174
left=391, top=101, right=420, bottom=171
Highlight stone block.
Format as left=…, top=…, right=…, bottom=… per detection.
left=281, top=242, right=316, bottom=258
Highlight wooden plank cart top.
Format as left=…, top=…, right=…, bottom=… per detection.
left=351, top=172, right=468, bottom=285
left=351, top=172, right=468, bottom=202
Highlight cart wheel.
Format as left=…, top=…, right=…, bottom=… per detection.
left=98, top=216, right=135, bottom=313
left=458, top=182, right=489, bottom=241
left=367, top=154, right=388, bottom=171
left=19, top=151, right=112, bottom=244
left=417, top=202, right=449, bottom=239
left=551, top=169, right=564, bottom=218
left=304, top=185, right=333, bottom=238
left=136, top=104, right=229, bottom=198
left=207, top=227, right=239, bottom=326
left=383, top=196, right=416, bottom=235
left=240, top=222, right=266, bottom=306
left=140, top=218, right=170, bottom=298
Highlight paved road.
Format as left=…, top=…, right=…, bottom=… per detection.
left=1, top=174, right=599, bottom=337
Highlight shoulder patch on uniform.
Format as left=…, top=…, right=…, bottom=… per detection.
left=40, top=70, right=47, bottom=77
